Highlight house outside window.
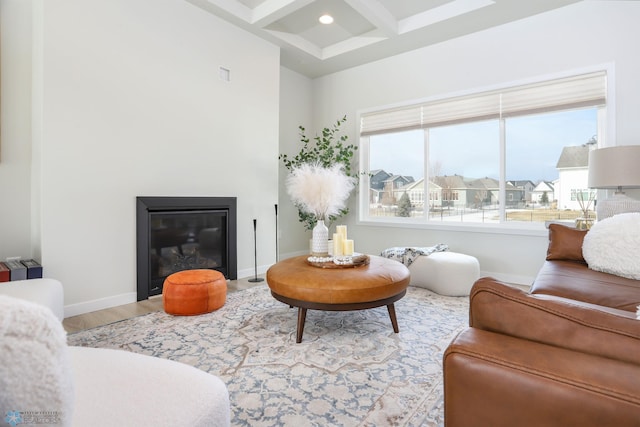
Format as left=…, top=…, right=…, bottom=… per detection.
left=359, top=70, right=607, bottom=226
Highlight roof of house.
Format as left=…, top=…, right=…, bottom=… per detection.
left=397, top=178, right=443, bottom=191
left=384, top=175, right=415, bottom=183
left=533, top=181, right=554, bottom=192
left=556, top=145, right=591, bottom=169
left=508, top=180, right=535, bottom=187
left=434, top=175, right=469, bottom=189
left=370, top=169, right=390, bottom=179
left=468, top=177, right=499, bottom=190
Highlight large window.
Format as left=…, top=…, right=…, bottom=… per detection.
left=360, top=71, right=606, bottom=226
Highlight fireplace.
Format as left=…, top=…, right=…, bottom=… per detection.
left=136, top=196, right=237, bottom=300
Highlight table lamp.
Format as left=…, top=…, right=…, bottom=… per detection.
left=588, top=145, right=640, bottom=220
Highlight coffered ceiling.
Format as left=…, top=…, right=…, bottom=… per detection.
left=187, top=0, right=582, bottom=78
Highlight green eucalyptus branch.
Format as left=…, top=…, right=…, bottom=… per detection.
left=280, top=116, right=360, bottom=231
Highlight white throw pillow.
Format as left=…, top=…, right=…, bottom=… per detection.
left=582, top=212, right=640, bottom=280
left=0, top=295, right=74, bottom=426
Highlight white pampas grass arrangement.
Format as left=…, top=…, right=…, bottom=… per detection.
left=286, top=163, right=356, bottom=221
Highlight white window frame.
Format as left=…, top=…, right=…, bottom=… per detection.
left=357, top=64, right=616, bottom=236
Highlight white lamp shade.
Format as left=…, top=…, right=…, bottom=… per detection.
left=588, top=145, right=640, bottom=189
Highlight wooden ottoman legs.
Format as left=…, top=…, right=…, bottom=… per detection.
left=296, top=308, right=307, bottom=344
left=387, top=303, right=399, bottom=333
left=295, top=303, right=400, bottom=343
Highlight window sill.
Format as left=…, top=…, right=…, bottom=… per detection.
left=357, top=217, right=549, bottom=237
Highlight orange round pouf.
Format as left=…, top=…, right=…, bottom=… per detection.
left=162, top=269, right=227, bottom=316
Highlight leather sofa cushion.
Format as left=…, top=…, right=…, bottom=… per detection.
left=546, top=223, right=587, bottom=261
left=531, top=260, right=640, bottom=312
left=470, top=277, right=640, bottom=364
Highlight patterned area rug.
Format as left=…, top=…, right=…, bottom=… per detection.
left=68, top=285, right=468, bottom=426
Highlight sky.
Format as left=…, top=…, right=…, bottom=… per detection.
left=369, top=108, right=598, bottom=183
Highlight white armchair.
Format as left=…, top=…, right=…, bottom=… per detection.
left=0, top=278, right=64, bottom=320
left=0, top=290, right=230, bottom=427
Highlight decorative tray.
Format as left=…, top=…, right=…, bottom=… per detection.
left=306, top=253, right=370, bottom=269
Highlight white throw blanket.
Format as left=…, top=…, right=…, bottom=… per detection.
left=380, top=243, right=449, bottom=267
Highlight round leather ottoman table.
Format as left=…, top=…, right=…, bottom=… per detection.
left=266, top=255, right=411, bottom=343
left=162, top=269, right=227, bottom=316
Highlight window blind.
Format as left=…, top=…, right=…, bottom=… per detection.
left=360, top=71, right=606, bottom=136
left=358, top=105, right=423, bottom=135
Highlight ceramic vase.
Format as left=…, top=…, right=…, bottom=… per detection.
left=311, top=219, right=329, bottom=257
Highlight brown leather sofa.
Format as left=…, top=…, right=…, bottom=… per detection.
left=443, top=224, right=640, bottom=427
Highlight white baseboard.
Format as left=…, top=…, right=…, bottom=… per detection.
left=237, top=264, right=270, bottom=280
left=279, top=250, right=308, bottom=260
left=64, top=292, right=138, bottom=318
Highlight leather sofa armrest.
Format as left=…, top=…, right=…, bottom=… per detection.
left=444, top=328, right=640, bottom=427
left=469, top=277, right=640, bottom=365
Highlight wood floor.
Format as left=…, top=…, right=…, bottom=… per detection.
left=62, top=275, right=266, bottom=333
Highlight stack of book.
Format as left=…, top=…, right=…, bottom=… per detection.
left=21, top=259, right=43, bottom=279
left=0, top=259, right=43, bottom=282
left=0, top=263, right=9, bottom=282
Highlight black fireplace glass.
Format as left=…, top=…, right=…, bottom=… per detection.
left=148, top=210, right=227, bottom=290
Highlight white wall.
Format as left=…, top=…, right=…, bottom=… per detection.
left=278, top=66, right=313, bottom=258
left=0, top=0, right=33, bottom=260
left=297, top=1, right=640, bottom=284
left=2, top=0, right=281, bottom=315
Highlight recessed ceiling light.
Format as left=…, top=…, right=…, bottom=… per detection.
left=319, top=14, right=334, bottom=25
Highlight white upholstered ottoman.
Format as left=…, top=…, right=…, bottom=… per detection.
left=409, top=252, right=480, bottom=296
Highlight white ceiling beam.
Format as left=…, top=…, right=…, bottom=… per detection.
left=322, top=31, right=388, bottom=59
left=252, top=0, right=315, bottom=27
left=343, top=0, right=398, bottom=36
left=399, top=0, right=495, bottom=34
left=265, top=29, right=324, bottom=59
left=200, top=0, right=252, bottom=22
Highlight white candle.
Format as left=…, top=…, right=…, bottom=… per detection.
left=343, top=239, right=354, bottom=256
left=333, top=233, right=344, bottom=256
left=336, top=225, right=347, bottom=240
